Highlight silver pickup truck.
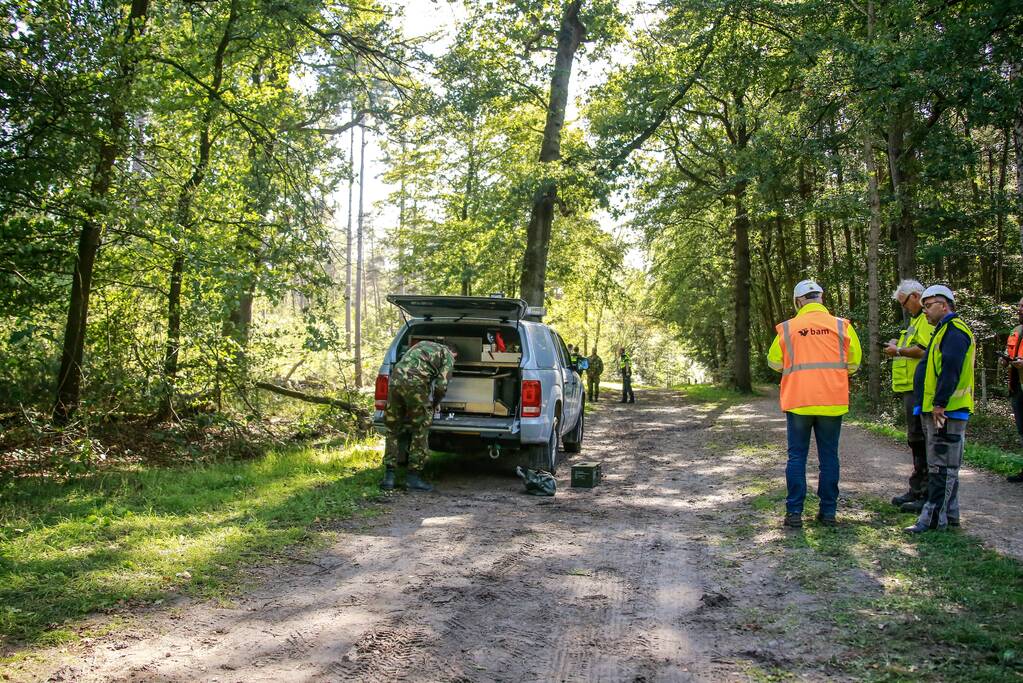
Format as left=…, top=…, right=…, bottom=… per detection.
left=372, top=295, right=585, bottom=473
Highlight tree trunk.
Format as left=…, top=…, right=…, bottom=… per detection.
left=1013, top=61, right=1023, bottom=259
left=775, top=211, right=794, bottom=292
left=345, top=107, right=355, bottom=351
left=996, top=127, right=1009, bottom=300
left=53, top=0, right=149, bottom=422
left=354, top=124, right=367, bottom=388
left=157, top=0, right=237, bottom=420
left=519, top=0, right=586, bottom=307
left=730, top=89, right=753, bottom=393
left=255, top=382, right=371, bottom=431
left=861, top=0, right=882, bottom=408
left=836, top=152, right=857, bottom=311
left=887, top=108, right=917, bottom=279
left=397, top=141, right=407, bottom=295
left=732, top=180, right=753, bottom=392
left=160, top=152, right=209, bottom=420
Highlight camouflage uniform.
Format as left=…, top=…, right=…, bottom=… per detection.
left=586, top=353, right=604, bottom=402
left=383, top=341, right=455, bottom=472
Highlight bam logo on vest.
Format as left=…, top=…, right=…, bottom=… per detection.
left=797, top=328, right=831, bottom=337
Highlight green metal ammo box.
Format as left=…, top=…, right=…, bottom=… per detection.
left=571, top=462, right=602, bottom=488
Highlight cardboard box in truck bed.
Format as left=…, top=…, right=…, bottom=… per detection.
left=440, top=377, right=496, bottom=414
left=482, top=350, right=521, bottom=364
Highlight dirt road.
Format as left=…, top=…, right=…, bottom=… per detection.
left=30, top=389, right=1023, bottom=681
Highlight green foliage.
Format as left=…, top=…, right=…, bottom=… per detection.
left=0, top=0, right=411, bottom=415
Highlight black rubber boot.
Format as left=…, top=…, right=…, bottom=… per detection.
left=891, top=490, right=917, bottom=507
left=909, top=441, right=929, bottom=496
left=899, top=499, right=925, bottom=513
left=379, top=467, right=396, bottom=490
left=406, top=471, right=434, bottom=492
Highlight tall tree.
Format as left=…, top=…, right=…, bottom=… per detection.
left=53, top=0, right=149, bottom=422
left=519, top=0, right=587, bottom=306
left=354, top=123, right=367, bottom=388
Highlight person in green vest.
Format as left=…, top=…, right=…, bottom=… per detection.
left=904, top=285, right=974, bottom=534
left=619, top=347, right=635, bottom=403
left=883, top=280, right=934, bottom=513
left=567, top=344, right=583, bottom=374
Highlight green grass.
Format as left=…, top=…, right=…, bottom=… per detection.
left=742, top=481, right=1023, bottom=681
left=851, top=418, right=1023, bottom=477
left=675, top=383, right=756, bottom=403
left=0, top=438, right=384, bottom=648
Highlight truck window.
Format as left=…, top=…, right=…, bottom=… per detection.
left=528, top=326, right=558, bottom=369
left=553, top=333, right=571, bottom=368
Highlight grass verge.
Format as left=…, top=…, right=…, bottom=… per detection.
left=674, top=383, right=757, bottom=403
left=851, top=418, right=1023, bottom=477
left=0, top=437, right=383, bottom=649
left=743, top=481, right=1023, bottom=681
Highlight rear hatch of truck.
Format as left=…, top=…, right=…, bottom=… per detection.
left=387, top=295, right=527, bottom=323
left=381, top=296, right=533, bottom=443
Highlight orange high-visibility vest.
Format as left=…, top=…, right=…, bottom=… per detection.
left=777, top=310, right=852, bottom=412
left=1007, top=324, right=1023, bottom=393
left=1006, top=325, right=1023, bottom=360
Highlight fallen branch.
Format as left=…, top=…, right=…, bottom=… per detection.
left=254, top=381, right=372, bottom=431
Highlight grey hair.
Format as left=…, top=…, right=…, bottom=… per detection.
left=892, top=279, right=924, bottom=301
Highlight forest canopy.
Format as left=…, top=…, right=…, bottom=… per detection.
left=2, top=0, right=1022, bottom=447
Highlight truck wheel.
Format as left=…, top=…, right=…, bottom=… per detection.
left=564, top=410, right=584, bottom=453
left=529, top=416, right=559, bottom=474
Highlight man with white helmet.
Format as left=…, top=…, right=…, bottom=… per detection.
left=768, top=280, right=862, bottom=529
left=904, top=285, right=974, bottom=533
left=884, top=279, right=934, bottom=512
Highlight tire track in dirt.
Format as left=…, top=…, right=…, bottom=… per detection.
left=13, top=387, right=1023, bottom=682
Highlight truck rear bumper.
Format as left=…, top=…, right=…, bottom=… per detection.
left=373, top=413, right=520, bottom=440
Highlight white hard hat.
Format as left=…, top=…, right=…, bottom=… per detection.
left=921, top=284, right=955, bottom=304
left=793, top=280, right=824, bottom=298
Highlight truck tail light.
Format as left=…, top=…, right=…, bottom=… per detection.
left=521, top=380, right=541, bottom=417
left=374, top=374, right=389, bottom=410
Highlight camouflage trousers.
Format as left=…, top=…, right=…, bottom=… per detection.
left=383, top=379, right=434, bottom=471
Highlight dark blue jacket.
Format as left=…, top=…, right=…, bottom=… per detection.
left=913, top=312, right=971, bottom=416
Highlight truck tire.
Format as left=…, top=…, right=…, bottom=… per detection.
left=529, top=415, right=560, bottom=474
left=563, top=409, right=583, bottom=453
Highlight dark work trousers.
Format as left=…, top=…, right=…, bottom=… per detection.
left=587, top=375, right=601, bottom=402
left=1012, top=391, right=1023, bottom=447
left=917, top=415, right=965, bottom=529
left=621, top=373, right=635, bottom=403
left=901, top=391, right=928, bottom=498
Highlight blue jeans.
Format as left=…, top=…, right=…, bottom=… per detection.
left=785, top=412, right=842, bottom=516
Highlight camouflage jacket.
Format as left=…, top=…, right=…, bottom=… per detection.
left=586, top=354, right=604, bottom=378
left=392, top=341, right=455, bottom=395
